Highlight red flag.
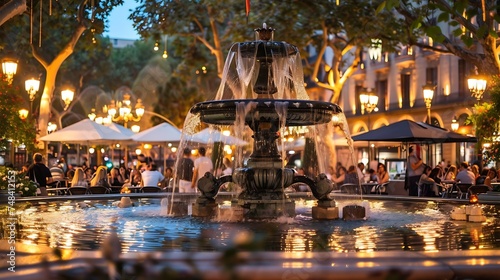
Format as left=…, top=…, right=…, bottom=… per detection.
left=246, top=0, right=251, bottom=18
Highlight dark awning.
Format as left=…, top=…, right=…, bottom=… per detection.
left=351, top=120, right=477, bottom=143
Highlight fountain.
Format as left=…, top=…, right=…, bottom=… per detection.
left=184, top=24, right=351, bottom=220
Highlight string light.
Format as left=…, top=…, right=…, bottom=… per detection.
left=163, top=35, right=168, bottom=59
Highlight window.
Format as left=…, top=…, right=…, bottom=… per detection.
left=401, top=73, right=411, bottom=108
left=376, top=80, right=387, bottom=112
left=355, top=85, right=363, bottom=115
left=458, top=59, right=467, bottom=97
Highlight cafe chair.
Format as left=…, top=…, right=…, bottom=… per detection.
left=340, top=183, right=360, bottom=194
left=468, top=185, right=490, bottom=197
left=456, top=183, right=472, bottom=199
left=371, top=182, right=389, bottom=195
left=68, top=186, right=89, bottom=195
left=141, top=186, right=162, bottom=193
left=89, top=186, right=111, bottom=194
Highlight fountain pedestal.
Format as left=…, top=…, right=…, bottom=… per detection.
left=188, top=24, right=343, bottom=220
left=312, top=200, right=339, bottom=220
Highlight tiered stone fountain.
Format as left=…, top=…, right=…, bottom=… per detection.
left=188, top=24, right=345, bottom=220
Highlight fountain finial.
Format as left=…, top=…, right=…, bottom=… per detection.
left=255, top=22, right=274, bottom=41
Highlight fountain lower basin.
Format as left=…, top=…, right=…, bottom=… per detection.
left=1, top=195, right=500, bottom=279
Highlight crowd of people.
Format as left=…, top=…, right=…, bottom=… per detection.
left=20, top=145, right=499, bottom=198
left=21, top=146, right=233, bottom=196
left=405, top=145, right=499, bottom=197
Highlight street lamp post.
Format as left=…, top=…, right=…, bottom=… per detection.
left=422, top=82, right=435, bottom=125
left=61, top=88, right=75, bottom=110
left=359, top=88, right=379, bottom=161
left=451, top=116, right=459, bottom=132
left=2, top=57, right=17, bottom=85
left=467, top=73, right=487, bottom=100
left=25, top=78, right=40, bottom=113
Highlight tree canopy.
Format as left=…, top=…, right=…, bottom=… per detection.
left=386, top=0, right=500, bottom=76
left=130, top=0, right=407, bottom=104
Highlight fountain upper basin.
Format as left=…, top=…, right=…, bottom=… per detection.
left=190, top=99, right=341, bottom=126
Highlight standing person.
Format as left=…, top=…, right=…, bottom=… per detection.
left=161, top=167, right=174, bottom=191
left=191, top=147, right=213, bottom=190
left=222, top=157, right=233, bottom=176
left=356, top=162, right=366, bottom=184
left=177, top=147, right=194, bottom=193
left=27, top=153, right=53, bottom=196
left=141, top=164, right=165, bottom=187
left=406, top=146, right=425, bottom=196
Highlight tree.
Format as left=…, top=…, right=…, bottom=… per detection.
left=154, top=76, right=203, bottom=128
left=0, top=75, right=37, bottom=155
left=1, top=0, right=122, bottom=142
left=385, top=0, right=500, bottom=76
left=131, top=0, right=407, bottom=168
left=0, top=0, right=26, bottom=27
left=131, top=1, right=406, bottom=104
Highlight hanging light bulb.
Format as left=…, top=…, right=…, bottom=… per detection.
left=162, top=35, right=168, bottom=59
left=153, top=41, right=159, bottom=51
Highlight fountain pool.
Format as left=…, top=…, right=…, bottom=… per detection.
left=2, top=195, right=500, bottom=279
left=3, top=196, right=500, bottom=253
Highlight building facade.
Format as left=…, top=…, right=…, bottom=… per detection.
left=340, top=43, right=479, bottom=168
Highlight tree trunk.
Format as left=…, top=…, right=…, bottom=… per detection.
left=0, top=0, right=26, bottom=27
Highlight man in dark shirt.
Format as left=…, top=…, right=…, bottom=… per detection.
left=177, top=147, right=194, bottom=193
left=27, top=153, right=53, bottom=196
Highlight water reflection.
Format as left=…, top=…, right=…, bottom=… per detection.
left=1, top=199, right=499, bottom=253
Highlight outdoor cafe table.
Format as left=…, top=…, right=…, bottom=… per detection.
left=441, top=180, right=457, bottom=198
left=361, top=182, right=378, bottom=194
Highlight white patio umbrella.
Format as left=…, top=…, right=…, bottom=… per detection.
left=38, top=119, right=132, bottom=143
left=131, top=122, right=183, bottom=170
left=189, top=128, right=248, bottom=146
left=131, top=122, right=182, bottom=143
left=38, top=119, right=132, bottom=165
left=104, top=122, right=135, bottom=137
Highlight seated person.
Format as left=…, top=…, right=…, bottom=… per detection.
left=455, top=162, right=475, bottom=185
left=418, top=166, right=440, bottom=197
left=141, top=164, right=164, bottom=187
left=109, top=167, right=125, bottom=186
left=344, top=165, right=359, bottom=185
left=367, top=168, right=377, bottom=183
left=476, top=168, right=493, bottom=190
left=70, top=168, right=88, bottom=188
left=371, top=163, right=389, bottom=193
left=90, top=166, right=111, bottom=189
left=50, top=164, right=65, bottom=181
left=331, top=166, right=346, bottom=188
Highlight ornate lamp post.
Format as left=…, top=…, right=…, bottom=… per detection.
left=359, top=88, right=379, bottom=161
left=131, top=125, right=141, bottom=133
left=467, top=74, right=487, bottom=100
left=368, top=39, right=382, bottom=61
left=47, top=122, right=57, bottom=134
left=61, top=89, right=75, bottom=110
left=451, top=116, right=459, bottom=132
left=18, top=108, right=29, bottom=120
left=422, top=82, right=435, bottom=125
left=2, top=57, right=18, bottom=84
left=25, top=78, right=40, bottom=102
left=106, top=93, right=145, bottom=128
